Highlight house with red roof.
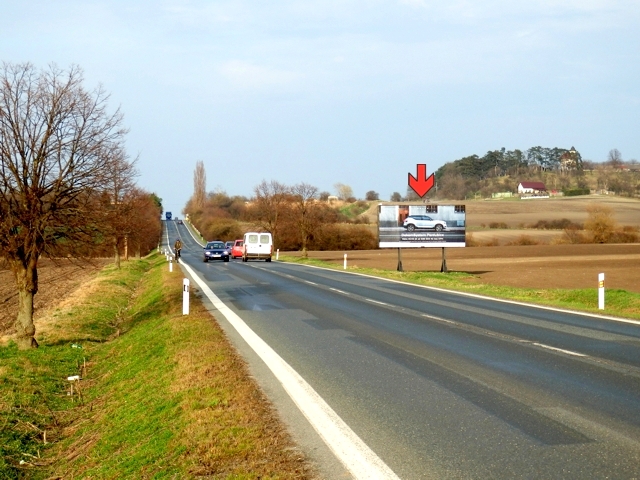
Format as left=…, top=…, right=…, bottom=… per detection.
left=517, top=182, right=547, bottom=194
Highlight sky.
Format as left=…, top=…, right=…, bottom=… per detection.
left=2, top=1, right=639, bottom=215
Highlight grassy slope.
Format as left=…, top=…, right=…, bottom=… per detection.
left=0, top=254, right=314, bottom=479
left=279, top=255, right=640, bottom=320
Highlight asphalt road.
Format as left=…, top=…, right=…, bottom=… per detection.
left=166, top=221, right=640, bottom=479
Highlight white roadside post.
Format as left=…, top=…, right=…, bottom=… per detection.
left=183, top=278, right=190, bottom=315
left=344, top=253, right=347, bottom=270
left=598, top=273, right=605, bottom=310
left=169, top=257, right=173, bottom=272
left=276, top=248, right=280, bottom=260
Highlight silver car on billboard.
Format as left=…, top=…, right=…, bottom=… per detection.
left=403, top=215, right=447, bottom=232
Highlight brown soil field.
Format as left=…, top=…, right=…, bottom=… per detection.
left=464, top=194, right=640, bottom=228
left=0, top=259, right=111, bottom=338
left=341, top=195, right=640, bottom=292
left=465, top=195, right=640, bottom=244
left=283, top=243, right=640, bottom=293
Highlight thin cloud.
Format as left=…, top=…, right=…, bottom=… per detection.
left=219, top=60, right=304, bottom=90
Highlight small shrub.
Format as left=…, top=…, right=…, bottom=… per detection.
left=465, top=232, right=478, bottom=247
left=560, top=227, right=587, bottom=244
left=563, top=187, right=590, bottom=196
left=482, top=237, right=501, bottom=247
left=310, top=224, right=377, bottom=250
left=610, top=229, right=640, bottom=243
left=489, top=222, right=508, bottom=229
left=584, top=204, right=617, bottom=243
left=529, top=218, right=583, bottom=230
left=200, top=218, right=244, bottom=242
left=505, top=235, right=540, bottom=246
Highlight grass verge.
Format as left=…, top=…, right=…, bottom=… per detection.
left=1, top=253, right=315, bottom=479
left=278, top=255, right=640, bottom=320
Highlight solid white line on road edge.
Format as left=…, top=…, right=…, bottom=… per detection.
left=533, top=343, right=587, bottom=357
left=181, top=262, right=401, bottom=480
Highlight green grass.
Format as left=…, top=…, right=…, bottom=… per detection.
left=278, top=255, right=640, bottom=320
left=338, top=201, right=371, bottom=219
left=1, top=253, right=313, bottom=479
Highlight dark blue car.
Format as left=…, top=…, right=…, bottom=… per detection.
left=203, top=241, right=230, bottom=262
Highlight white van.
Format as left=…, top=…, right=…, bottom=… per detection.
left=242, top=232, right=273, bottom=262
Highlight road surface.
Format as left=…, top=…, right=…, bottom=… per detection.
left=165, top=221, right=640, bottom=479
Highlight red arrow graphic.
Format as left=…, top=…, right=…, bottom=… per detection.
left=408, top=164, right=435, bottom=197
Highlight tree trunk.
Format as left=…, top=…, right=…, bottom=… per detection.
left=11, top=258, right=39, bottom=349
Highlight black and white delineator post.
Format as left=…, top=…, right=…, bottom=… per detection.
left=598, top=273, right=605, bottom=310
left=183, top=278, right=190, bottom=315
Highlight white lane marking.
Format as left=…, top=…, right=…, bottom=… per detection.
left=290, top=263, right=640, bottom=327
left=366, top=298, right=389, bottom=306
left=421, top=313, right=456, bottom=325
left=533, top=343, right=587, bottom=357
left=330, top=287, right=349, bottom=295
left=181, top=262, right=400, bottom=480
left=305, top=281, right=318, bottom=285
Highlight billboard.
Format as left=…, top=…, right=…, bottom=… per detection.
left=378, top=203, right=466, bottom=248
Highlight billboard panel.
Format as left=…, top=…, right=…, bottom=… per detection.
left=378, top=203, right=466, bottom=248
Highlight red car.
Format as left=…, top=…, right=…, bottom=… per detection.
left=231, top=239, right=244, bottom=259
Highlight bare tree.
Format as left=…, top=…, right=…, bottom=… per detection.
left=607, top=149, right=623, bottom=168
left=0, top=62, right=127, bottom=348
left=247, top=180, right=290, bottom=247
left=365, top=190, right=379, bottom=201
left=291, top=183, right=319, bottom=258
left=334, top=183, right=354, bottom=201
left=193, top=160, right=206, bottom=210
left=100, top=147, right=138, bottom=268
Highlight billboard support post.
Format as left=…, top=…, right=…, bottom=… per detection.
left=440, top=247, right=448, bottom=273
left=397, top=248, right=403, bottom=272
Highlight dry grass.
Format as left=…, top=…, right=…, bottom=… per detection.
left=504, top=235, right=542, bottom=246
left=168, top=274, right=316, bottom=478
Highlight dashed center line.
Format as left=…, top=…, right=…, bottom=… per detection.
left=421, top=313, right=456, bottom=324
left=533, top=343, right=587, bottom=357
left=366, top=298, right=389, bottom=306
left=330, top=288, right=349, bottom=295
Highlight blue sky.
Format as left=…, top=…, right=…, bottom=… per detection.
left=2, top=1, right=639, bottom=214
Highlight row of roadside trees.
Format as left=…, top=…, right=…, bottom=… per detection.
left=1, top=62, right=163, bottom=349
left=184, top=170, right=377, bottom=255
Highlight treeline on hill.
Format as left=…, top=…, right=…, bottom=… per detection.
left=184, top=180, right=377, bottom=253
left=431, top=146, right=640, bottom=200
